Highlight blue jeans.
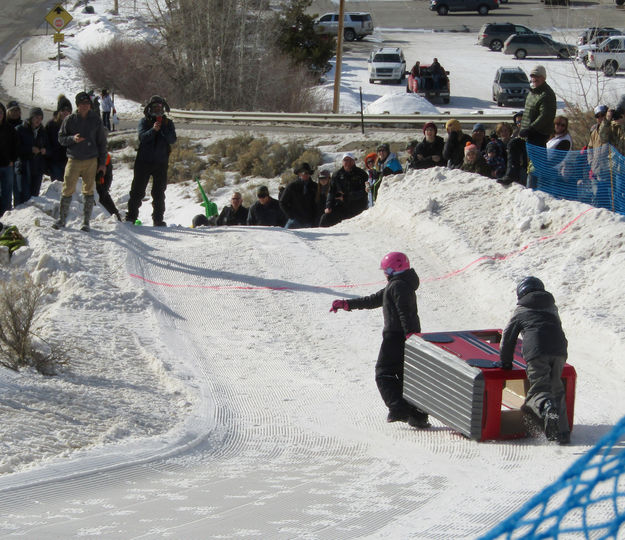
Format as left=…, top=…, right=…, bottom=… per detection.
left=284, top=218, right=313, bottom=229
left=0, top=165, right=14, bottom=216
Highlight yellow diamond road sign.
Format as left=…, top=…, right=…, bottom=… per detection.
left=45, top=4, right=72, bottom=33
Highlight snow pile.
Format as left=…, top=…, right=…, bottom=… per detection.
left=363, top=92, right=440, bottom=114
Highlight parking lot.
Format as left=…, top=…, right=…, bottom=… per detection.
left=309, top=0, right=624, bottom=33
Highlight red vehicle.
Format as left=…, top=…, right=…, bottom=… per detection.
left=406, top=63, right=451, bottom=104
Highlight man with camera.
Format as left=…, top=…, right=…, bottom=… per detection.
left=125, top=95, right=177, bottom=227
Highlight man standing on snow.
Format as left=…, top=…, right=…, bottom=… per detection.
left=329, top=252, right=431, bottom=429
left=53, top=91, right=107, bottom=231
left=499, top=276, right=570, bottom=445
left=125, top=95, right=177, bottom=227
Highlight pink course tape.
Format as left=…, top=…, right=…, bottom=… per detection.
left=129, top=209, right=592, bottom=291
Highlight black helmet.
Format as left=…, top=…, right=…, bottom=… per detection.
left=516, top=276, right=544, bottom=300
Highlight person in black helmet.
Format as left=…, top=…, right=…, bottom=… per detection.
left=499, top=276, right=570, bottom=445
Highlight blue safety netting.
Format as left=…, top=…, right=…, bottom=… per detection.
left=527, top=143, right=625, bottom=214
left=479, top=416, right=625, bottom=539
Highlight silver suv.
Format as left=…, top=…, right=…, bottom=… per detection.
left=368, top=47, right=406, bottom=84
left=492, top=67, right=530, bottom=107
left=313, top=12, right=374, bottom=42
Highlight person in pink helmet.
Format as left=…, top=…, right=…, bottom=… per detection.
left=329, top=252, right=430, bottom=428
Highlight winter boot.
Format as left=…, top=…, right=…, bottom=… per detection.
left=386, top=408, right=409, bottom=423
left=541, top=400, right=560, bottom=442
left=407, top=412, right=431, bottom=429
left=81, top=194, right=95, bottom=232
left=52, top=196, right=72, bottom=229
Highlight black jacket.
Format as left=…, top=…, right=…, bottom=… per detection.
left=135, top=115, right=177, bottom=164
left=279, top=177, right=317, bottom=225
left=410, top=136, right=445, bottom=169
left=0, top=107, right=18, bottom=167
left=443, top=131, right=472, bottom=169
left=217, top=204, right=248, bottom=226
left=500, top=290, right=568, bottom=367
left=247, top=197, right=286, bottom=226
left=45, top=118, right=67, bottom=166
left=326, top=166, right=369, bottom=216
left=16, top=120, right=50, bottom=162
left=348, top=268, right=421, bottom=335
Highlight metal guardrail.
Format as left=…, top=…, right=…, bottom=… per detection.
left=169, top=109, right=516, bottom=128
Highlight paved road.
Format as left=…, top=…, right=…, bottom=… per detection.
left=0, top=0, right=52, bottom=103
left=309, top=0, right=624, bottom=33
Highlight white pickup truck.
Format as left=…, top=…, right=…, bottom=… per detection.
left=584, top=35, right=625, bottom=76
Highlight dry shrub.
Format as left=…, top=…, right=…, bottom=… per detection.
left=79, top=38, right=178, bottom=105
left=167, top=137, right=205, bottom=184
left=563, top=104, right=596, bottom=150
left=0, top=273, right=67, bottom=375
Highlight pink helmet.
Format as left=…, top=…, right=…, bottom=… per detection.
left=380, top=252, right=410, bottom=276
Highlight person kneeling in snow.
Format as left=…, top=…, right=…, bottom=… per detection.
left=329, top=252, right=430, bottom=428
left=499, top=276, right=570, bottom=445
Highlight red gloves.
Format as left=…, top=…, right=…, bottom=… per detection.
left=329, top=300, right=350, bottom=313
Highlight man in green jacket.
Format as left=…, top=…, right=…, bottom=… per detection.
left=519, top=65, right=556, bottom=148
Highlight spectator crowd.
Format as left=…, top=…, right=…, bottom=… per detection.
left=1, top=65, right=624, bottom=232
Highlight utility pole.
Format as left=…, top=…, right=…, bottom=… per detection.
left=332, top=0, right=345, bottom=114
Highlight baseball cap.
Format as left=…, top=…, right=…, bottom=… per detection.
left=75, top=91, right=91, bottom=105
left=530, top=65, right=547, bottom=78
left=472, top=123, right=486, bottom=133
left=342, top=152, right=355, bottom=161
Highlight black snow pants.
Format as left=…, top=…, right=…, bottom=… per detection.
left=127, top=159, right=168, bottom=223
left=376, top=331, right=418, bottom=415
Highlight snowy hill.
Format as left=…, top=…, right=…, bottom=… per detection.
left=1, top=154, right=624, bottom=536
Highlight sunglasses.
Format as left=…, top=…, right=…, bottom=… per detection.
left=231, top=197, right=241, bottom=201
left=258, top=194, right=268, bottom=199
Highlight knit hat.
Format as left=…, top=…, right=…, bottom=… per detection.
left=464, top=143, right=478, bottom=155
left=342, top=152, right=356, bottom=161
left=75, top=91, right=91, bottom=105
left=530, top=65, right=547, bottom=79
left=29, top=107, right=44, bottom=120
left=57, top=94, right=72, bottom=113
left=365, top=152, right=377, bottom=165
left=294, top=162, right=313, bottom=175
left=445, top=118, right=461, bottom=132
left=472, top=123, right=486, bottom=133
left=486, top=141, right=499, bottom=155
left=423, top=121, right=437, bottom=134
left=6, top=100, right=20, bottom=112
left=377, top=143, right=390, bottom=153
left=318, top=169, right=331, bottom=180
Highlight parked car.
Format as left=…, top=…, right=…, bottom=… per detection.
left=368, top=47, right=406, bottom=84
left=502, top=34, right=577, bottom=59
left=585, top=36, right=625, bottom=76
left=430, top=0, right=499, bottom=16
left=406, top=63, right=451, bottom=103
left=492, top=67, right=530, bottom=106
left=313, top=12, right=374, bottom=42
left=478, top=23, right=549, bottom=52
left=576, top=35, right=625, bottom=68
left=577, top=27, right=622, bottom=46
